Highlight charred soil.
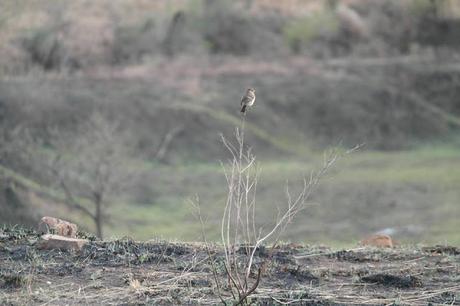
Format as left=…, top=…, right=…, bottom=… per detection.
left=0, top=227, right=459, bottom=305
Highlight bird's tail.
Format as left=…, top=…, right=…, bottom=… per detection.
left=241, top=105, right=246, bottom=113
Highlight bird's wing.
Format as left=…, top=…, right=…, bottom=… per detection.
left=241, top=95, right=251, bottom=105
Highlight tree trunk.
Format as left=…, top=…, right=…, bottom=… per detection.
left=95, top=210, right=103, bottom=239
left=94, top=193, right=103, bottom=239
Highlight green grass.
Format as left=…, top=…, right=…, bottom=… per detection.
left=3, top=143, right=458, bottom=245
left=167, top=102, right=312, bottom=156
left=99, top=145, right=460, bottom=246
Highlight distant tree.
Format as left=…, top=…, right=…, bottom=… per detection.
left=46, top=113, right=132, bottom=239
left=0, top=105, right=32, bottom=170
left=0, top=113, right=40, bottom=226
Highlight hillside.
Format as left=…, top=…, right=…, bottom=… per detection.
left=1, top=0, right=460, bottom=246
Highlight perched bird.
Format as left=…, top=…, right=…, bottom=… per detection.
left=240, top=88, right=256, bottom=114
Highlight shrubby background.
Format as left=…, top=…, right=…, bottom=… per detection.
left=0, top=0, right=459, bottom=245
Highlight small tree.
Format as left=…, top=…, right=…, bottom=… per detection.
left=46, top=113, right=132, bottom=239
left=193, top=116, right=358, bottom=305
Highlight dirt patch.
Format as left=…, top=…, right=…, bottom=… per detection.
left=331, top=249, right=383, bottom=262
left=279, top=265, right=320, bottom=286
left=80, top=238, right=196, bottom=267
left=423, top=245, right=460, bottom=256
left=0, top=273, right=27, bottom=289
left=361, top=273, right=422, bottom=288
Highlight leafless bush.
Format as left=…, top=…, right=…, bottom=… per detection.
left=112, top=19, right=159, bottom=65
left=0, top=126, right=28, bottom=168
left=21, top=22, right=65, bottom=71
left=201, top=1, right=256, bottom=55
left=0, top=177, right=38, bottom=227
left=0, top=124, right=41, bottom=226
left=20, top=5, right=114, bottom=71
left=193, top=117, right=352, bottom=304
left=38, top=113, right=134, bottom=238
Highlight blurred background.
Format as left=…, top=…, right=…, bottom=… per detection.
left=0, top=0, right=459, bottom=246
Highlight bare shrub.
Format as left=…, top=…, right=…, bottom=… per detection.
left=112, top=19, right=159, bottom=65
left=21, top=23, right=65, bottom=71
left=202, top=1, right=255, bottom=55
left=21, top=5, right=115, bottom=71
left=41, top=113, right=134, bottom=238
left=193, top=118, right=352, bottom=304
left=0, top=177, right=38, bottom=227
left=283, top=10, right=339, bottom=54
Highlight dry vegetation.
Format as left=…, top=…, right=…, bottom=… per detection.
left=1, top=226, right=459, bottom=305
left=0, top=0, right=460, bottom=287
left=1, top=1, right=460, bottom=304
left=1, top=0, right=460, bottom=242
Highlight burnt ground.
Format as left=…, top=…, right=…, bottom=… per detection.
left=0, top=227, right=459, bottom=305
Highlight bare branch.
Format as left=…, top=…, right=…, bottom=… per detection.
left=154, top=125, right=184, bottom=162
left=235, top=267, right=261, bottom=306
left=53, top=167, right=95, bottom=220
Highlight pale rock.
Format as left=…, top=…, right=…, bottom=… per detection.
left=359, top=234, right=393, bottom=248
left=37, top=234, right=88, bottom=251
left=39, top=216, right=78, bottom=238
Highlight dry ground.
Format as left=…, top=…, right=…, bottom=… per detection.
left=1, top=227, right=459, bottom=305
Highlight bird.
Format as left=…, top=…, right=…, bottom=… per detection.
left=240, top=88, right=256, bottom=114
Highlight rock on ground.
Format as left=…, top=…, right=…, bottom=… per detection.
left=37, top=234, right=88, bottom=251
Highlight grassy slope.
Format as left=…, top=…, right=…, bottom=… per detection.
left=4, top=144, right=457, bottom=246
left=1, top=0, right=459, bottom=247
left=1, top=98, right=458, bottom=247
left=105, top=145, right=460, bottom=246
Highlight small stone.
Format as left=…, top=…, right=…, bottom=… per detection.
left=37, top=234, right=88, bottom=251
left=39, top=216, right=78, bottom=238
left=359, top=234, right=393, bottom=248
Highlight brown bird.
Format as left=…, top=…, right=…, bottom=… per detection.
left=240, top=88, right=256, bottom=114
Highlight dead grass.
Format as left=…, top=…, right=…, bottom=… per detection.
left=1, top=226, right=459, bottom=305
